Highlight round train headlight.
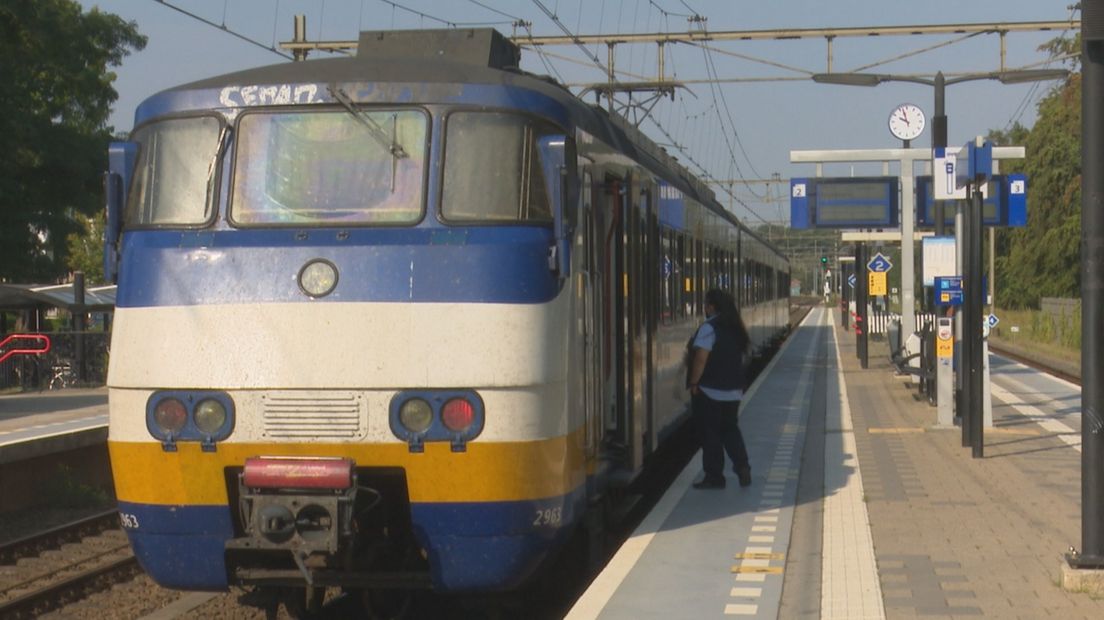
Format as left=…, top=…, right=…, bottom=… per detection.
left=153, top=398, right=187, bottom=434
left=398, top=399, right=433, bottom=433
left=194, top=399, right=227, bottom=434
left=441, top=398, right=475, bottom=433
left=298, top=259, right=338, bottom=298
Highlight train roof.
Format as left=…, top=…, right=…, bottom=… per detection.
left=149, top=28, right=786, bottom=266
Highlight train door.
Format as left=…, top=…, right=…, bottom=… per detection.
left=604, top=175, right=626, bottom=452
left=642, top=183, right=659, bottom=455
left=580, top=169, right=602, bottom=461
left=624, top=176, right=644, bottom=470
left=737, top=229, right=744, bottom=308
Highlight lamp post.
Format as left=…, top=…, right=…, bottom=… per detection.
left=813, top=69, right=1068, bottom=234
left=809, top=68, right=1068, bottom=346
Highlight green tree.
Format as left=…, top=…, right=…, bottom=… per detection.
left=65, top=211, right=105, bottom=283
left=992, top=35, right=1081, bottom=308
left=0, top=0, right=145, bottom=283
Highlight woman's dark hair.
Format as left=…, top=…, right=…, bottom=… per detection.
left=705, top=288, right=750, bottom=351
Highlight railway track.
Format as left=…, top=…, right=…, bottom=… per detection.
left=989, top=342, right=1081, bottom=386
left=0, top=509, right=141, bottom=619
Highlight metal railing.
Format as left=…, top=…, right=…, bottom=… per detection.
left=0, top=332, right=109, bottom=391
left=864, top=310, right=936, bottom=337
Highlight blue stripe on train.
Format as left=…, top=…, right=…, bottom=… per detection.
left=117, top=489, right=582, bottom=591
left=116, top=226, right=560, bottom=307
left=117, top=502, right=236, bottom=590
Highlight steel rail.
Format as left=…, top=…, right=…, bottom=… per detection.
left=0, top=509, right=119, bottom=565
left=0, top=555, right=140, bottom=619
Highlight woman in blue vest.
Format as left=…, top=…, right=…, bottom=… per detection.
left=687, top=288, right=752, bottom=489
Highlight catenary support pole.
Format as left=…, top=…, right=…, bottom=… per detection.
left=967, top=187, right=984, bottom=458
left=932, top=72, right=948, bottom=237
left=73, top=271, right=86, bottom=384
left=856, top=243, right=868, bottom=369
left=1076, top=0, right=1104, bottom=568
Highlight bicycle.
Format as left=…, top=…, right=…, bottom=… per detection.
left=47, top=362, right=76, bottom=390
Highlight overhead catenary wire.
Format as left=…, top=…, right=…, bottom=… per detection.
left=690, top=14, right=768, bottom=200
left=845, top=31, right=985, bottom=74
left=152, top=0, right=295, bottom=59
left=530, top=0, right=610, bottom=77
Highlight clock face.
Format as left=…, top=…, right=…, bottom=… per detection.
left=888, top=104, right=926, bottom=141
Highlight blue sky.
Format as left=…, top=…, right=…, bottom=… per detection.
left=78, top=0, right=1078, bottom=224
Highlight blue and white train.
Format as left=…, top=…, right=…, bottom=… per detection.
left=104, top=28, right=789, bottom=614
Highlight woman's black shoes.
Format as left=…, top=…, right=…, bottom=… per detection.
left=736, top=467, right=752, bottom=487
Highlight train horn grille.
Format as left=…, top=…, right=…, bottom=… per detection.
left=261, top=392, right=365, bottom=439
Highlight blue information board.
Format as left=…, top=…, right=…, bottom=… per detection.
left=916, top=174, right=1027, bottom=228
left=934, top=276, right=964, bottom=307
left=956, top=139, right=993, bottom=188
left=790, top=177, right=899, bottom=229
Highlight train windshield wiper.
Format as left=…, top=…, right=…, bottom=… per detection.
left=328, top=85, right=409, bottom=161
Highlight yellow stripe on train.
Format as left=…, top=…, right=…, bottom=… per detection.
left=109, top=432, right=587, bottom=506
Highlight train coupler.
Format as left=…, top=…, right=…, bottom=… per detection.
left=226, top=456, right=361, bottom=582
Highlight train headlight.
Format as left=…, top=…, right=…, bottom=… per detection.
left=398, top=399, right=433, bottom=433
left=194, top=399, right=228, bottom=434
left=146, top=391, right=235, bottom=452
left=298, top=259, right=338, bottom=298
left=153, top=398, right=187, bottom=434
left=441, top=398, right=475, bottom=433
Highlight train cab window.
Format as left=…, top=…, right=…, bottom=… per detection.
left=230, top=109, right=428, bottom=226
left=126, top=116, right=222, bottom=226
left=442, top=112, right=558, bottom=223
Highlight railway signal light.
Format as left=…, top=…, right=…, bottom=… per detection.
left=820, top=256, right=828, bottom=268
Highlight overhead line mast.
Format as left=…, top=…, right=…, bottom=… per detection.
left=281, top=20, right=1079, bottom=64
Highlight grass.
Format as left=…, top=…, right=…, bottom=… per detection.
left=989, top=306, right=1081, bottom=369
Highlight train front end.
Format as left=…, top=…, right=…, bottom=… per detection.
left=105, top=32, right=587, bottom=596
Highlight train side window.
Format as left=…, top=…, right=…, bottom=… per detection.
left=442, top=111, right=559, bottom=224
left=126, top=116, right=222, bottom=227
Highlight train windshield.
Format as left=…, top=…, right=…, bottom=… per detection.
left=126, top=116, right=222, bottom=226
left=231, top=109, right=427, bottom=226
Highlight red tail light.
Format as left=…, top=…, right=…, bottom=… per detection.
left=441, top=398, right=475, bottom=432
left=153, top=398, right=188, bottom=433
left=243, top=457, right=354, bottom=490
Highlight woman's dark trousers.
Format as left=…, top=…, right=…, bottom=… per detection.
left=692, top=392, right=750, bottom=482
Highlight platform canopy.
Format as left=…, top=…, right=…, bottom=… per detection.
left=0, top=283, right=116, bottom=312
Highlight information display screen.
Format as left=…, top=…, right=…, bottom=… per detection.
left=815, top=203, right=895, bottom=225
left=809, top=177, right=898, bottom=228
left=916, top=176, right=1002, bottom=227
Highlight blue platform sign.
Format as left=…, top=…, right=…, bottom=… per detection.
left=987, top=314, right=1000, bottom=328
left=934, top=276, right=964, bottom=307
left=848, top=274, right=856, bottom=289
left=867, top=253, right=893, bottom=273
left=1007, top=173, right=1027, bottom=227
left=916, top=173, right=1028, bottom=228
left=790, top=177, right=899, bottom=229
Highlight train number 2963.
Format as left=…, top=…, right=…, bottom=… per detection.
left=119, top=512, right=140, bottom=529
left=533, top=507, right=562, bottom=527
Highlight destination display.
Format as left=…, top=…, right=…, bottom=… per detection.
left=915, top=174, right=1027, bottom=228
left=790, top=177, right=899, bottom=229
left=916, top=175, right=1000, bottom=227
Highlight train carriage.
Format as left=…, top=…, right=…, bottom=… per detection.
left=104, top=28, right=789, bottom=611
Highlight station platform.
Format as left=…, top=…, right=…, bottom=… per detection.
left=0, top=387, right=107, bottom=463
left=568, top=306, right=1104, bottom=619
